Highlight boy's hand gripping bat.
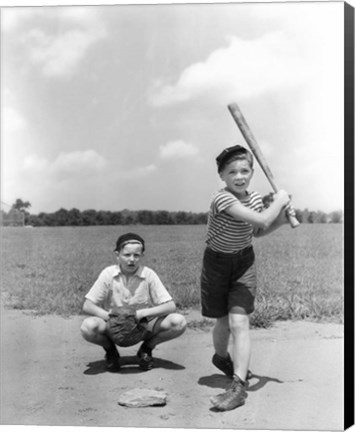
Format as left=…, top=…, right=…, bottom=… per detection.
left=227, top=102, right=300, bottom=228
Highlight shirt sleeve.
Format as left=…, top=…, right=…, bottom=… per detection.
left=85, top=267, right=112, bottom=307
left=213, top=191, right=239, bottom=213
left=146, top=269, right=173, bottom=306
left=253, top=192, right=264, bottom=213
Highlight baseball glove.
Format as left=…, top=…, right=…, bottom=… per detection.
left=106, top=306, right=149, bottom=347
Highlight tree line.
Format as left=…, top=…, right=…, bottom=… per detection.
left=25, top=208, right=209, bottom=226
left=1, top=198, right=343, bottom=227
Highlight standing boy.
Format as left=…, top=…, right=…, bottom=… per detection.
left=81, top=232, right=187, bottom=372
left=201, top=144, right=295, bottom=411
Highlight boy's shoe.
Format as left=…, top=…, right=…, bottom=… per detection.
left=137, top=342, right=154, bottom=371
left=210, top=376, right=247, bottom=411
left=104, top=344, right=121, bottom=371
left=212, top=353, right=253, bottom=381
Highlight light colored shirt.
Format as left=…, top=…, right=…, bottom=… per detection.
left=85, top=265, right=172, bottom=311
left=206, top=189, right=263, bottom=253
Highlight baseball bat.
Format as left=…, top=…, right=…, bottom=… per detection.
left=227, top=102, right=300, bottom=228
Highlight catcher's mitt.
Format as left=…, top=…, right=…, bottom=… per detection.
left=106, top=306, right=148, bottom=347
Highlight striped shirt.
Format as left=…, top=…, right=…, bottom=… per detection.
left=206, top=189, right=264, bottom=253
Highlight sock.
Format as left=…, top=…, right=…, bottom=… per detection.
left=233, top=374, right=246, bottom=386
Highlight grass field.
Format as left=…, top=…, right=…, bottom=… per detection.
left=0, top=224, right=343, bottom=328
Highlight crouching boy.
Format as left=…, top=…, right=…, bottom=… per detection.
left=80, top=232, right=187, bottom=372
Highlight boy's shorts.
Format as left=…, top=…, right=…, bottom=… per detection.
left=200, top=246, right=256, bottom=318
left=145, top=315, right=166, bottom=338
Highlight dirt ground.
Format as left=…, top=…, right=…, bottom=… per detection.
left=0, top=306, right=344, bottom=431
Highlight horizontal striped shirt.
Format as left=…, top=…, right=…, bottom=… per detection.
left=206, top=189, right=263, bottom=253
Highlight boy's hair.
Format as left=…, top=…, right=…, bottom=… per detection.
left=216, top=144, right=253, bottom=173
left=114, top=233, right=145, bottom=253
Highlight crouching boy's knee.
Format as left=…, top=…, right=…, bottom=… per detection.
left=169, top=313, right=187, bottom=335
left=80, top=316, right=106, bottom=340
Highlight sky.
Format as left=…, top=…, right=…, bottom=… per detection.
left=1, top=1, right=346, bottom=215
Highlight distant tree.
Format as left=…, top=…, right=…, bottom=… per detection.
left=12, top=198, right=31, bottom=212
left=111, top=211, right=123, bottom=225
left=330, top=210, right=343, bottom=223
left=54, top=208, right=70, bottom=226
left=307, top=211, right=316, bottom=223
left=82, top=209, right=98, bottom=226
left=302, top=208, right=310, bottom=223
left=155, top=210, right=172, bottom=225
left=37, top=212, right=56, bottom=226
left=67, top=208, right=83, bottom=226
left=137, top=210, right=154, bottom=225
left=11, top=198, right=31, bottom=224
left=96, top=210, right=108, bottom=225
left=26, top=214, right=41, bottom=226
left=194, top=212, right=208, bottom=225
left=316, top=211, right=328, bottom=223
left=121, top=209, right=137, bottom=225
left=175, top=211, right=189, bottom=224
left=295, top=209, right=303, bottom=223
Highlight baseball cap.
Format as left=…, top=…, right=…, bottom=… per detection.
left=216, top=144, right=249, bottom=173
left=114, top=233, right=145, bottom=252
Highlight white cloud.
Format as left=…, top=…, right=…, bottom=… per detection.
left=160, top=140, right=199, bottom=160
left=149, top=32, right=311, bottom=107
left=23, top=150, right=107, bottom=176
left=5, top=7, right=107, bottom=78
left=27, top=28, right=106, bottom=78
left=1, top=8, right=38, bottom=32
left=23, top=155, right=49, bottom=172
left=54, top=149, right=107, bottom=172
left=2, top=107, right=27, bottom=134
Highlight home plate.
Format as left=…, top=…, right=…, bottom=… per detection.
left=118, top=388, right=168, bottom=407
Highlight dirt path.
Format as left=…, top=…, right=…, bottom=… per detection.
left=0, top=307, right=343, bottom=430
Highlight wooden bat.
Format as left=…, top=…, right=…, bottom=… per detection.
left=227, top=102, right=300, bottom=228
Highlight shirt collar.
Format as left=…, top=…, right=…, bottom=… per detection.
left=113, top=265, right=147, bottom=279
left=224, top=187, right=250, bottom=197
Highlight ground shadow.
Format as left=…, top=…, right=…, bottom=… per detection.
left=198, top=374, right=232, bottom=390
left=198, top=372, right=283, bottom=392
left=246, top=373, right=283, bottom=392
left=84, top=355, right=185, bottom=375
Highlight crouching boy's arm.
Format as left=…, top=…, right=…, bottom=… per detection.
left=136, top=300, right=176, bottom=322
left=82, top=298, right=110, bottom=321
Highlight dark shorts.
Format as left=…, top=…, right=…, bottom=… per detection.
left=200, top=246, right=257, bottom=318
left=144, top=315, right=166, bottom=339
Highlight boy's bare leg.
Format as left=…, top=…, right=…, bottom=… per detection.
left=228, top=312, right=251, bottom=381
left=210, top=312, right=250, bottom=410
left=80, top=316, right=112, bottom=349
left=144, top=313, right=187, bottom=349
left=213, top=315, right=230, bottom=357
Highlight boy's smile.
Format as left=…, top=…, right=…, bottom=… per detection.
left=219, top=159, right=254, bottom=198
